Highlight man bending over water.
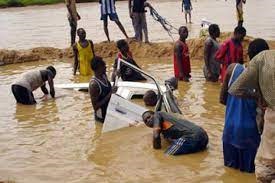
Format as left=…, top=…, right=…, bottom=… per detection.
left=142, top=111, right=208, bottom=155
left=11, top=66, right=56, bottom=105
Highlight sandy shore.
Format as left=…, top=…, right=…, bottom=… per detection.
left=0, top=33, right=274, bottom=66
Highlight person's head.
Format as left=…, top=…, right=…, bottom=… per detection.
left=248, top=38, right=269, bottom=60
left=233, top=26, right=246, bottom=42
left=91, top=56, right=106, bottom=76
left=46, top=66, right=56, bottom=78
left=116, top=39, right=129, bottom=54
left=179, top=26, right=188, bottom=40
left=142, top=110, right=155, bottom=128
left=143, top=90, right=158, bottom=106
left=208, top=24, right=220, bottom=38
left=77, top=28, right=86, bottom=41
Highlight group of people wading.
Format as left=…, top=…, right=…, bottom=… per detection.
left=10, top=0, right=275, bottom=182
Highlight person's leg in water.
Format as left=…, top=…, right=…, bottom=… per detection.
left=103, top=19, right=110, bottom=42
left=188, top=11, right=192, bottom=23
left=11, top=85, right=36, bottom=105
left=114, top=19, right=129, bottom=39
left=69, top=19, right=77, bottom=46
left=141, top=13, right=149, bottom=43
left=184, top=11, right=188, bottom=24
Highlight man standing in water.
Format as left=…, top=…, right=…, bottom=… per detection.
left=129, top=0, right=151, bottom=43
left=142, top=111, right=208, bottom=155
left=73, top=28, right=95, bottom=76
left=99, top=0, right=129, bottom=42
left=65, top=0, right=81, bottom=46
left=174, top=26, right=191, bottom=82
left=89, top=56, right=115, bottom=123
left=182, top=0, right=192, bottom=24
left=215, top=26, right=246, bottom=82
left=11, top=66, right=56, bottom=105
left=203, top=24, right=220, bottom=82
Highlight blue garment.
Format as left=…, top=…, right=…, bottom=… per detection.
left=223, top=64, right=260, bottom=149
left=222, top=63, right=260, bottom=173
left=182, top=0, right=191, bottom=10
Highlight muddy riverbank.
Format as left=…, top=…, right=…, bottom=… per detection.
left=1, top=33, right=274, bottom=66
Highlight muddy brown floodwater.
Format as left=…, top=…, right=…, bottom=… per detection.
left=0, top=58, right=256, bottom=183
left=0, top=0, right=275, bottom=182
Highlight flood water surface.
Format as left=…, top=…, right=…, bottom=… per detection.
left=0, top=58, right=256, bottom=182
left=0, top=0, right=275, bottom=49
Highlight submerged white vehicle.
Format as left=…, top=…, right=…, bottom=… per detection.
left=56, top=58, right=181, bottom=133
left=102, top=58, right=181, bottom=133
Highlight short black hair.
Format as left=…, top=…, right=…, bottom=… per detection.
left=234, top=26, right=246, bottom=35
left=91, top=56, right=105, bottom=71
left=143, top=90, right=158, bottom=106
left=77, top=28, right=85, bottom=36
left=208, top=24, right=219, bottom=36
left=142, top=110, right=155, bottom=123
left=116, top=39, right=128, bottom=50
left=46, top=66, right=56, bottom=77
left=178, top=26, right=188, bottom=34
left=248, top=38, right=269, bottom=60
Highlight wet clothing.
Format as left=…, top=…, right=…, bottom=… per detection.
left=152, top=112, right=208, bottom=155
left=132, top=0, right=146, bottom=13
left=215, top=38, right=243, bottom=82
left=132, top=12, right=149, bottom=42
left=12, top=85, right=36, bottom=105
left=90, top=75, right=111, bottom=122
left=222, top=63, right=260, bottom=173
left=113, top=51, right=146, bottom=81
left=76, top=41, right=94, bottom=76
left=229, top=50, right=275, bottom=180
left=203, top=37, right=220, bottom=81
left=100, top=0, right=119, bottom=21
left=11, top=70, right=53, bottom=105
left=173, top=40, right=191, bottom=80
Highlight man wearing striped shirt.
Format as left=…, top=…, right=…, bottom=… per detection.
left=99, top=0, right=129, bottom=42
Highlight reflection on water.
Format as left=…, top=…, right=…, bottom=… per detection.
left=0, top=57, right=256, bottom=182
left=0, top=0, right=275, bottom=49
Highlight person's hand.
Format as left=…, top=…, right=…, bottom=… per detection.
left=242, top=0, right=246, bottom=4
left=191, top=6, right=193, bottom=10
left=112, top=86, right=118, bottom=93
left=77, top=13, right=81, bottom=20
left=130, top=12, right=133, bottom=19
left=40, top=94, right=49, bottom=100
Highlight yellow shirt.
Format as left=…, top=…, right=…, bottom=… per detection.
left=77, top=41, right=94, bottom=76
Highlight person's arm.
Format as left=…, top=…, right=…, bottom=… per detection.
left=181, top=0, right=184, bottom=12
left=46, top=72, right=55, bottom=98
left=128, top=0, right=133, bottom=18
left=89, top=40, right=95, bottom=56
left=65, top=0, right=74, bottom=21
left=73, top=44, right=79, bottom=75
left=174, top=42, right=184, bottom=78
left=204, top=39, right=213, bottom=73
left=219, top=63, right=235, bottom=105
left=229, top=53, right=261, bottom=98
left=89, top=81, right=112, bottom=111
left=190, top=0, right=192, bottom=9
left=40, top=84, right=49, bottom=95
left=238, top=46, right=244, bottom=64
left=152, top=112, right=162, bottom=149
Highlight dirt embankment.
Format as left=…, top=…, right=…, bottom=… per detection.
left=0, top=33, right=274, bottom=66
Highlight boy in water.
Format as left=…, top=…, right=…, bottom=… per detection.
left=182, top=0, right=192, bottom=24
left=73, top=28, right=95, bottom=76
left=11, top=66, right=56, bottom=105
left=142, top=111, right=208, bottom=155
left=174, top=26, right=191, bottom=82
left=111, top=39, right=146, bottom=81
